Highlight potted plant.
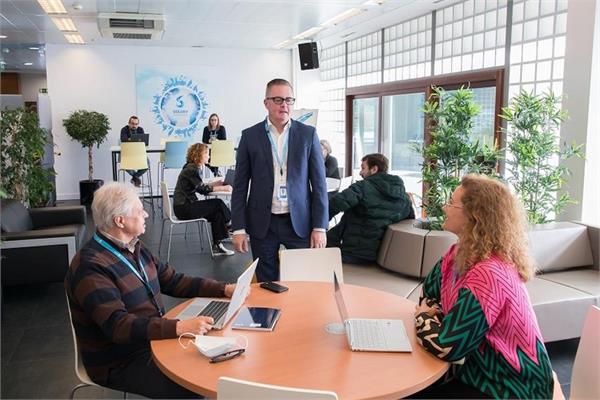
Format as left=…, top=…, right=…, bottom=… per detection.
left=500, top=90, right=584, bottom=224
left=63, top=110, right=111, bottom=205
left=1, top=107, right=55, bottom=207
left=419, top=85, right=501, bottom=230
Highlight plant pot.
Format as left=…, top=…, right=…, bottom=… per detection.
left=79, top=179, right=104, bottom=206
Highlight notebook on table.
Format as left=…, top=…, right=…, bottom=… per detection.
left=175, top=259, right=258, bottom=330
left=333, top=271, right=412, bottom=352
left=232, top=307, right=281, bottom=331
left=122, top=133, right=149, bottom=146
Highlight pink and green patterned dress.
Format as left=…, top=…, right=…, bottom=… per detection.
left=415, top=244, right=554, bottom=399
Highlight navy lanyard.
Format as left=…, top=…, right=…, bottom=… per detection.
left=265, top=119, right=289, bottom=176
left=94, top=233, right=164, bottom=316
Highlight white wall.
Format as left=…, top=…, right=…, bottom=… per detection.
left=46, top=44, right=292, bottom=200
left=19, top=73, right=47, bottom=103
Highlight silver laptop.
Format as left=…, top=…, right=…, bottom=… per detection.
left=334, top=272, right=412, bottom=352
left=223, top=169, right=235, bottom=187
left=175, top=259, right=258, bottom=329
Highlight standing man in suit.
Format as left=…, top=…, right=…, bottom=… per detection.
left=120, top=115, right=147, bottom=187
left=231, top=79, right=328, bottom=282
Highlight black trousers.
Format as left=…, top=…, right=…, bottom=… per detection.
left=173, top=199, right=231, bottom=242
left=249, top=213, right=310, bottom=282
left=106, top=348, right=201, bottom=399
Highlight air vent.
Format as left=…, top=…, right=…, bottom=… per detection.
left=98, top=13, right=165, bottom=40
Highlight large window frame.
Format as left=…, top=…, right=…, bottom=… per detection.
left=345, top=68, right=505, bottom=187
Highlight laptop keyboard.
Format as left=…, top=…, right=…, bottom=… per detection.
left=197, top=300, right=229, bottom=322
left=350, top=320, right=387, bottom=349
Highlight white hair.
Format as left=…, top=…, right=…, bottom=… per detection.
left=91, top=182, right=139, bottom=231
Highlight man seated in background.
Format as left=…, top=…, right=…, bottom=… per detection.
left=65, top=182, right=235, bottom=398
left=327, top=153, right=414, bottom=264
left=120, top=115, right=147, bottom=187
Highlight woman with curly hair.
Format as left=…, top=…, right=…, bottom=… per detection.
left=413, top=174, right=554, bottom=399
left=173, top=143, right=234, bottom=256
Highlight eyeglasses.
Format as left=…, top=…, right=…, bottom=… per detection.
left=209, top=348, right=245, bottom=363
left=445, top=197, right=463, bottom=209
left=266, top=96, right=296, bottom=105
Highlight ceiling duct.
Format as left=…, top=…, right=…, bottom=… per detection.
left=98, top=13, right=165, bottom=40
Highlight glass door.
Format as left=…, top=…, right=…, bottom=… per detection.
left=381, top=92, right=425, bottom=198
left=351, top=97, right=379, bottom=177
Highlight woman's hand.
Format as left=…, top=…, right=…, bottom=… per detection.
left=209, top=180, right=224, bottom=187
left=213, top=185, right=232, bottom=193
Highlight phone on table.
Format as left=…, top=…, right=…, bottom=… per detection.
left=260, top=282, right=289, bottom=293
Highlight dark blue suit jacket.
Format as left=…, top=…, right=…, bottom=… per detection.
left=231, top=119, right=328, bottom=239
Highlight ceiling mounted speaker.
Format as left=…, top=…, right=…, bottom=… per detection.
left=298, top=42, right=319, bottom=70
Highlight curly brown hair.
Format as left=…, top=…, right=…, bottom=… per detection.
left=186, top=143, right=209, bottom=165
left=455, top=174, right=534, bottom=281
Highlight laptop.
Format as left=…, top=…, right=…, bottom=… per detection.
left=175, top=259, right=258, bottom=329
left=333, top=272, right=412, bottom=352
left=122, top=133, right=149, bottom=146
left=223, top=169, right=236, bottom=187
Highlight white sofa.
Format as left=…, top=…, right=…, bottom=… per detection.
left=376, top=220, right=600, bottom=342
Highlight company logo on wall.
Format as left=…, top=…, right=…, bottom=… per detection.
left=151, top=75, right=209, bottom=138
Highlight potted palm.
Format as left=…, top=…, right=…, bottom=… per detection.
left=63, top=110, right=111, bottom=205
left=1, top=107, right=55, bottom=207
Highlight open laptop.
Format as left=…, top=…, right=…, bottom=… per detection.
left=175, top=259, right=258, bottom=330
left=122, top=133, right=149, bottom=146
left=223, top=169, right=236, bottom=187
left=334, top=271, right=412, bottom=352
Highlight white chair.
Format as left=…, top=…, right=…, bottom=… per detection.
left=570, top=305, right=600, bottom=399
left=217, top=376, right=338, bottom=400
left=279, top=247, right=344, bottom=283
left=159, top=182, right=214, bottom=261
left=66, top=292, right=126, bottom=399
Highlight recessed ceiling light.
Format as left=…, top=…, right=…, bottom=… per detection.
left=273, top=39, right=295, bottom=49
left=0, top=35, right=7, bottom=39
left=321, top=8, right=363, bottom=27
left=24, top=62, right=34, bottom=66
left=37, top=0, right=67, bottom=14
left=51, top=17, right=77, bottom=31
left=293, top=26, right=324, bottom=40
left=29, top=46, right=40, bottom=50
left=64, top=33, right=85, bottom=44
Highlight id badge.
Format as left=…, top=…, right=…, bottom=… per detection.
left=277, top=184, right=288, bottom=201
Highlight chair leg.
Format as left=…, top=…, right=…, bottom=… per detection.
left=197, top=221, right=204, bottom=251
left=184, top=224, right=189, bottom=240
left=158, top=219, right=167, bottom=256
left=167, top=224, right=174, bottom=262
left=204, top=222, right=214, bottom=259
left=70, top=383, right=91, bottom=399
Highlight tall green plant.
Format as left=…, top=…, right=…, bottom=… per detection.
left=500, top=90, right=584, bottom=224
left=63, top=110, right=110, bottom=181
left=0, top=108, right=55, bottom=207
left=419, top=86, right=500, bottom=230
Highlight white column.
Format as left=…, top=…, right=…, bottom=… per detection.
left=559, top=0, right=599, bottom=222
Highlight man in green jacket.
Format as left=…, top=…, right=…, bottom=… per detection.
left=328, top=153, right=414, bottom=264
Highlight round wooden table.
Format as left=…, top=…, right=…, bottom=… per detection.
left=151, top=282, right=448, bottom=399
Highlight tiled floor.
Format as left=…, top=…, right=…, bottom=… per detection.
left=1, top=200, right=580, bottom=398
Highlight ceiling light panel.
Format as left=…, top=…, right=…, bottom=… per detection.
left=64, top=33, right=85, bottom=44
left=293, top=27, right=324, bottom=40
left=51, top=17, right=77, bottom=31
left=321, top=8, right=364, bottom=27
left=37, top=0, right=67, bottom=14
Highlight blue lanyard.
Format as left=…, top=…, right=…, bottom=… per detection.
left=93, top=233, right=164, bottom=316
left=265, top=119, right=289, bottom=176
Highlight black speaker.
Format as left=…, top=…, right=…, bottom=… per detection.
left=298, top=42, right=319, bottom=70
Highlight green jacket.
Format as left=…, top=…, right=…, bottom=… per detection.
left=327, top=173, right=414, bottom=262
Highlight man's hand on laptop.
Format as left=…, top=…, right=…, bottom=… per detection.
left=176, top=316, right=214, bottom=335
left=224, top=284, right=236, bottom=297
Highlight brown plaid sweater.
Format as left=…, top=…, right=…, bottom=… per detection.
left=64, top=231, right=225, bottom=385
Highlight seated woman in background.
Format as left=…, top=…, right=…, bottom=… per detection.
left=202, top=113, right=227, bottom=177
left=320, top=139, right=340, bottom=179
left=414, top=174, right=554, bottom=399
left=173, top=143, right=234, bottom=256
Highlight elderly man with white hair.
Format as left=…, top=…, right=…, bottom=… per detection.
left=65, top=182, right=235, bottom=398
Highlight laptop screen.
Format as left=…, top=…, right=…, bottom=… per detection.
left=222, top=259, right=258, bottom=323
left=223, top=169, right=236, bottom=187
left=123, top=133, right=149, bottom=146
left=334, top=272, right=349, bottom=322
